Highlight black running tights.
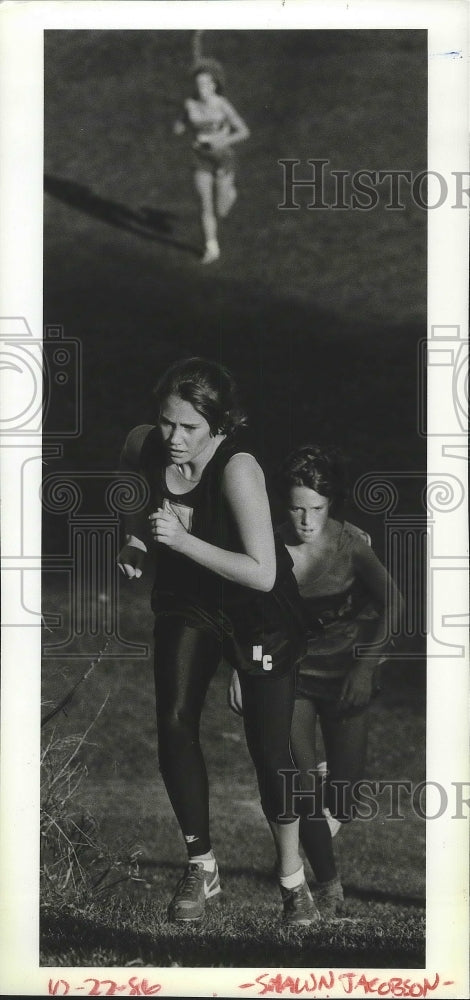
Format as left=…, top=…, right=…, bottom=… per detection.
left=289, top=695, right=369, bottom=882
left=154, top=618, right=297, bottom=858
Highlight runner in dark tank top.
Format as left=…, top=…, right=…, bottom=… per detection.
left=118, top=357, right=318, bottom=926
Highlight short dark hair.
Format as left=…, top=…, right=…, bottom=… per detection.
left=191, top=58, right=225, bottom=95
left=153, top=357, right=247, bottom=436
left=277, top=444, right=348, bottom=514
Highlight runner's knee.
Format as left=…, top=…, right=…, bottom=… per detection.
left=216, top=174, right=237, bottom=217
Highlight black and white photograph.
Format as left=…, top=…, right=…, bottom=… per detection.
left=0, top=1, right=468, bottom=997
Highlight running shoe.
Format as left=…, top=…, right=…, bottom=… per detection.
left=168, top=861, right=222, bottom=922
left=281, top=880, right=321, bottom=926
left=201, top=241, right=220, bottom=264
left=314, top=876, right=344, bottom=918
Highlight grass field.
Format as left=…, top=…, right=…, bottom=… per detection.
left=42, top=28, right=427, bottom=969
left=40, top=581, right=425, bottom=968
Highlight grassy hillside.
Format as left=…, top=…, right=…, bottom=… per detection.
left=43, top=28, right=426, bottom=472
left=42, top=28, right=427, bottom=968
left=41, top=580, right=425, bottom=968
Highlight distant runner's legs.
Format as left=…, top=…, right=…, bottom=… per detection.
left=215, top=169, right=237, bottom=218
left=194, top=169, right=220, bottom=262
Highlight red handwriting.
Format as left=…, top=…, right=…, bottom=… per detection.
left=239, top=972, right=453, bottom=997
left=338, top=972, right=444, bottom=996
left=48, top=978, right=161, bottom=996
left=239, top=973, right=334, bottom=995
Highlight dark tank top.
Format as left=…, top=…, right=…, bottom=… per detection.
left=140, top=427, right=262, bottom=611
left=136, top=426, right=306, bottom=675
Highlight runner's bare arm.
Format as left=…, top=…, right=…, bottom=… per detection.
left=340, top=540, right=404, bottom=706
left=149, top=453, right=276, bottom=591
left=208, top=98, right=250, bottom=148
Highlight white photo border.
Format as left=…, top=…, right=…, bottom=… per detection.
left=0, top=1, right=468, bottom=997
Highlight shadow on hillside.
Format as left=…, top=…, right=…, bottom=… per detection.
left=135, top=859, right=425, bottom=909
left=44, top=174, right=199, bottom=255
left=40, top=906, right=425, bottom=968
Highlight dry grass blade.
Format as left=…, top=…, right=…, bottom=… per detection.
left=41, top=695, right=140, bottom=907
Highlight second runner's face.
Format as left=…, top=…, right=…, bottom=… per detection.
left=196, top=72, right=217, bottom=101
left=159, top=394, right=214, bottom=466
left=287, top=486, right=330, bottom=543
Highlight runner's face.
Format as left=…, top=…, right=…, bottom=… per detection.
left=196, top=72, right=217, bottom=101
left=159, top=394, right=213, bottom=465
left=287, top=486, right=330, bottom=542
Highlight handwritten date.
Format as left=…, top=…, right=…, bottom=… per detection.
left=48, top=978, right=161, bottom=996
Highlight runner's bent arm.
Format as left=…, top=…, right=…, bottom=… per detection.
left=201, top=98, right=250, bottom=152
left=353, top=540, right=404, bottom=658
left=215, top=98, right=250, bottom=146
left=173, top=103, right=189, bottom=136
left=340, top=540, right=404, bottom=707
left=149, top=453, right=276, bottom=592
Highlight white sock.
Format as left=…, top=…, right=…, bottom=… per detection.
left=323, top=807, right=342, bottom=838
left=191, top=851, right=216, bottom=872
left=279, top=864, right=305, bottom=891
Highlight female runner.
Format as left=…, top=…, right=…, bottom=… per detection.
left=173, top=59, right=249, bottom=263
left=118, top=358, right=319, bottom=925
left=230, top=444, right=403, bottom=917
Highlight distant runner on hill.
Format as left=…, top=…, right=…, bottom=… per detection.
left=173, top=59, right=249, bottom=264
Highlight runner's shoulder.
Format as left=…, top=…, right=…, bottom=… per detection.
left=342, top=520, right=372, bottom=550
left=121, top=424, right=155, bottom=467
